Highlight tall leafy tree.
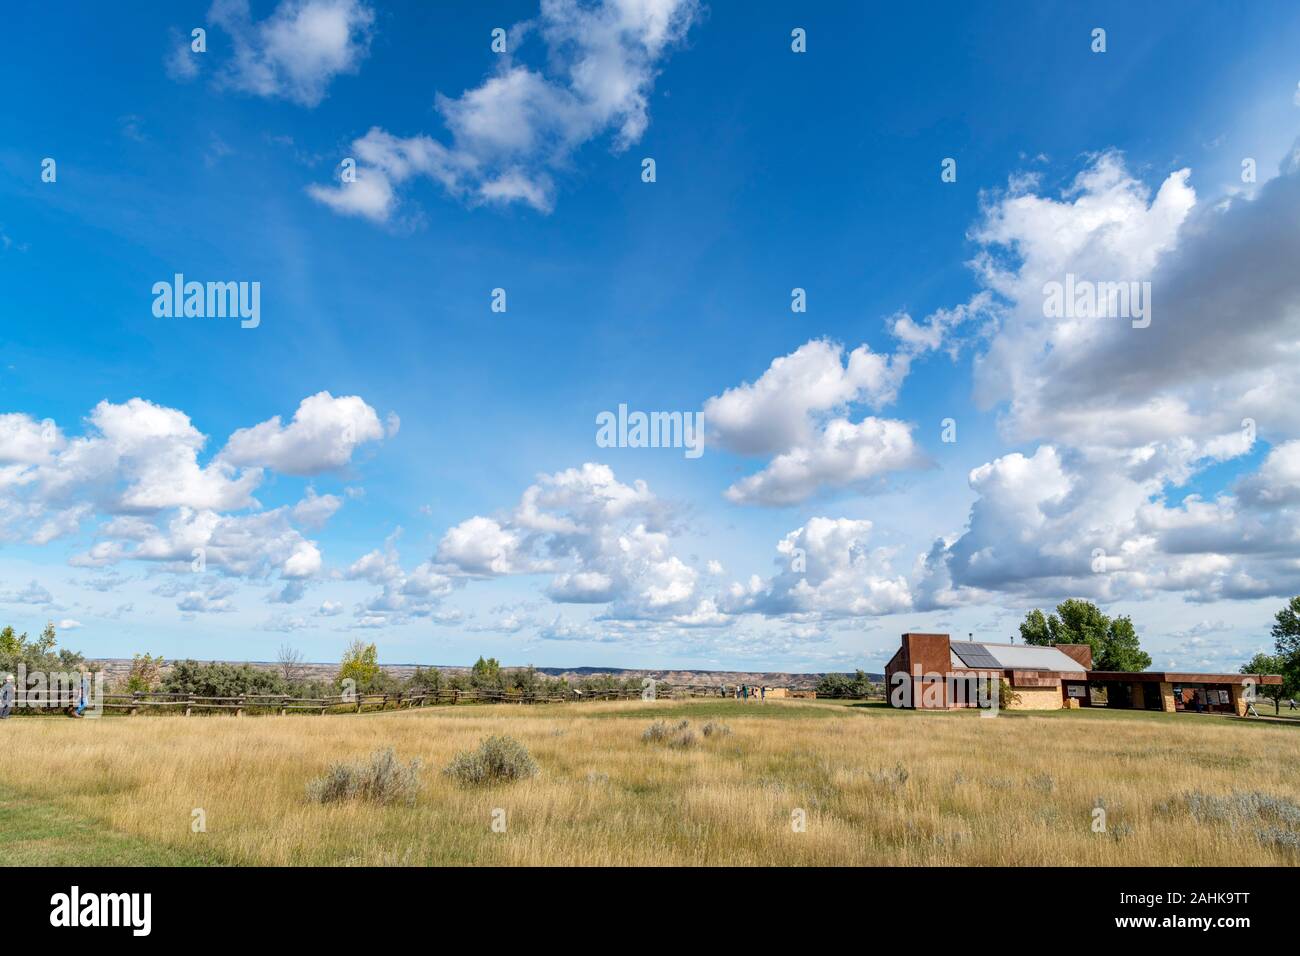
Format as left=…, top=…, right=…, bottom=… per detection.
left=0, top=622, right=85, bottom=678
left=338, top=640, right=380, bottom=691
left=1019, top=609, right=1052, bottom=646
left=470, top=656, right=503, bottom=690
left=35, top=621, right=57, bottom=654
left=1241, top=653, right=1287, bottom=715
left=1097, top=615, right=1152, bottom=671
left=1020, top=599, right=1108, bottom=663
left=1019, top=600, right=1149, bottom=672
left=1271, top=596, right=1300, bottom=696
left=126, top=653, right=165, bottom=692
left=1053, top=599, right=1111, bottom=660
left=0, top=626, right=22, bottom=656
left=163, top=660, right=288, bottom=697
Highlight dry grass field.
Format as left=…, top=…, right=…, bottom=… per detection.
left=3, top=698, right=1299, bottom=866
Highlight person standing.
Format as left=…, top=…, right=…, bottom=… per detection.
left=0, top=673, right=14, bottom=719
left=76, top=670, right=90, bottom=717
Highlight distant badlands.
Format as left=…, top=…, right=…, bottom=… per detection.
left=86, top=659, right=880, bottom=690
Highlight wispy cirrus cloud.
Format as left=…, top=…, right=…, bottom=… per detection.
left=206, top=0, right=375, bottom=107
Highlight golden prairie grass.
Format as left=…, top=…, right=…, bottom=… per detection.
left=4, top=699, right=1299, bottom=866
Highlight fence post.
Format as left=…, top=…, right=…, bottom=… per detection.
left=235, top=695, right=245, bottom=717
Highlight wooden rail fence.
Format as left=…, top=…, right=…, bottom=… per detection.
left=11, top=683, right=757, bottom=717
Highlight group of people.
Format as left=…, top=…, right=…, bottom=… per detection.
left=719, top=683, right=767, bottom=702
left=0, top=671, right=91, bottom=719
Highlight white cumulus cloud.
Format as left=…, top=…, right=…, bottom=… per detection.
left=209, top=0, right=375, bottom=107
left=308, top=0, right=699, bottom=219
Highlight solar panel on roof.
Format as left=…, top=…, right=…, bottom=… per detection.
left=950, top=642, right=1002, bottom=668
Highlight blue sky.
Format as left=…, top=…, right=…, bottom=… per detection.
left=3, top=0, right=1300, bottom=674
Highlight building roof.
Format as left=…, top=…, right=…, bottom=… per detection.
left=950, top=641, right=1086, bottom=673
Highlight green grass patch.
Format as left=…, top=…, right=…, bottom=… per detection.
left=592, top=700, right=854, bottom=721
left=0, top=788, right=223, bottom=866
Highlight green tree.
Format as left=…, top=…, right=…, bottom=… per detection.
left=162, top=660, right=288, bottom=697
left=1271, top=596, right=1300, bottom=696
left=1019, top=608, right=1052, bottom=646
left=126, top=653, right=165, bottom=693
left=1019, top=600, right=1150, bottom=672
left=0, top=623, right=85, bottom=679
left=1241, top=653, right=1286, bottom=715
left=1052, top=598, right=1111, bottom=661
left=34, top=621, right=57, bottom=654
left=815, top=670, right=874, bottom=699
left=337, top=640, right=380, bottom=691
left=469, top=656, right=503, bottom=690
left=1096, top=615, right=1152, bottom=672
left=509, top=665, right=541, bottom=697
left=409, top=666, right=443, bottom=694
left=0, top=625, right=23, bottom=656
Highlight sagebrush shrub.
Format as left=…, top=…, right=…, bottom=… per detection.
left=443, top=735, right=539, bottom=786
left=1029, top=772, right=1056, bottom=793
left=701, top=721, right=730, bottom=737
left=1182, top=789, right=1300, bottom=828
left=1257, top=826, right=1300, bottom=852
left=869, top=762, right=909, bottom=788
left=668, top=729, right=696, bottom=748
left=643, top=719, right=692, bottom=744
left=306, top=748, right=423, bottom=806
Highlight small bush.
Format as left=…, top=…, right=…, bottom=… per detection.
left=642, top=720, right=671, bottom=742
left=668, top=729, right=696, bottom=748
left=1029, top=772, right=1056, bottom=793
left=306, top=748, right=423, bottom=806
left=1257, top=826, right=1300, bottom=853
left=868, top=762, right=909, bottom=788
left=701, top=721, right=731, bottom=737
left=997, top=680, right=1021, bottom=709
left=1181, top=789, right=1300, bottom=828
left=443, top=735, right=538, bottom=786
left=642, top=719, right=690, bottom=743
